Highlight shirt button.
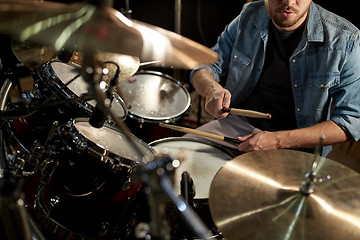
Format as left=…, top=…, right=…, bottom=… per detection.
left=292, top=59, right=296, bottom=63
left=297, top=108, right=301, bottom=112
left=234, top=55, right=238, bottom=59
left=294, top=83, right=298, bottom=88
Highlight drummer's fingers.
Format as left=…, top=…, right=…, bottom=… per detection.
left=215, top=90, right=231, bottom=119
left=215, top=99, right=228, bottom=119
left=222, top=90, right=231, bottom=109
left=204, top=89, right=226, bottom=118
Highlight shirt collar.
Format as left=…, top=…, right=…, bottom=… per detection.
left=306, top=2, right=324, bottom=42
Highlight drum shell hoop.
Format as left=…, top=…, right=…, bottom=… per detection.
left=59, top=121, right=135, bottom=173
left=33, top=61, right=93, bottom=116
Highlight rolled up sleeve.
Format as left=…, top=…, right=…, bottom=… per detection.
left=331, top=32, right=360, bottom=141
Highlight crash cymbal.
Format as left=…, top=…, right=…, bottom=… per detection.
left=12, top=39, right=139, bottom=80
left=11, top=40, right=58, bottom=69
left=209, top=149, right=360, bottom=240
left=0, top=1, right=217, bottom=69
left=94, top=52, right=140, bottom=81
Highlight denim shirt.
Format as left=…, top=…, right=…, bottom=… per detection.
left=191, top=1, right=360, bottom=155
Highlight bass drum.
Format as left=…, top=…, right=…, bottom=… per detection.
left=34, top=118, right=154, bottom=239
left=117, top=71, right=191, bottom=143
left=149, top=137, right=234, bottom=239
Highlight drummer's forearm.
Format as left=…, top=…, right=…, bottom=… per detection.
left=238, top=120, right=349, bottom=152
left=192, top=69, right=223, bottom=97
left=277, top=120, right=349, bottom=149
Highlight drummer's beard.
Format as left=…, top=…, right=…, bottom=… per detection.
left=265, top=0, right=311, bottom=29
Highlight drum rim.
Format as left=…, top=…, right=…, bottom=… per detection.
left=34, top=60, right=95, bottom=115
left=34, top=187, right=91, bottom=239
left=49, top=60, right=127, bottom=120
left=71, top=117, right=154, bottom=162
left=149, top=137, right=235, bottom=200
left=119, top=70, right=191, bottom=122
left=149, top=136, right=236, bottom=158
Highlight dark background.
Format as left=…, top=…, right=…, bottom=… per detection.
left=111, top=0, right=359, bottom=83
left=41, top=0, right=359, bottom=82
left=1, top=1, right=358, bottom=83
left=112, top=0, right=359, bottom=49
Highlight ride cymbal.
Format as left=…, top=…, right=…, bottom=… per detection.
left=0, top=1, right=217, bottom=69
left=209, top=149, right=360, bottom=240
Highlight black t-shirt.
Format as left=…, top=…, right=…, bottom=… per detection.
left=241, top=22, right=305, bottom=131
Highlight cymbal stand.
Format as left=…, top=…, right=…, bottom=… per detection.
left=81, top=51, right=210, bottom=239
left=0, top=67, right=19, bottom=175
left=301, top=135, right=326, bottom=195
left=0, top=170, right=46, bottom=240
left=121, top=0, right=132, bottom=18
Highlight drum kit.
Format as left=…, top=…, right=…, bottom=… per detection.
left=1, top=1, right=360, bottom=240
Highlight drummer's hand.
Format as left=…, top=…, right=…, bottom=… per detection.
left=237, top=131, right=281, bottom=152
left=204, top=87, right=231, bottom=119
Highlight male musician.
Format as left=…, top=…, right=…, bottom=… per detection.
left=188, top=0, right=360, bottom=156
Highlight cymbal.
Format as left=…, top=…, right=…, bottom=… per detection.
left=11, top=40, right=58, bottom=69
left=12, top=40, right=139, bottom=80
left=209, top=149, right=360, bottom=240
left=93, top=52, right=140, bottom=81
left=0, top=1, right=218, bottom=69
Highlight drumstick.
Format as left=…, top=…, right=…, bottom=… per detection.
left=159, top=123, right=242, bottom=145
left=222, top=107, right=271, bottom=119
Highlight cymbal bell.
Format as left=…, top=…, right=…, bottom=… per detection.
left=0, top=1, right=217, bottom=69
left=209, top=149, right=360, bottom=240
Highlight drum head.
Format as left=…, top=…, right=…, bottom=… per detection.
left=150, top=137, right=233, bottom=199
left=51, top=61, right=126, bottom=120
left=51, top=61, right=97, bottom=105
left=117, top=71, right=190, bottom=121
left=73, top=118, right=153, bottom=163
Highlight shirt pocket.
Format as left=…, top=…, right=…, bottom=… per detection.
left=227, top=48, right=252, bottom=91
left=303, top=72, right=340, bottom=123
left=231, top=48, right=252, bottom=67
left=309, top=72, right=340, bottom=90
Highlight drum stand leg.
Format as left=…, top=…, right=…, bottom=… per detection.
left=0, top=172, right=46, bottom=240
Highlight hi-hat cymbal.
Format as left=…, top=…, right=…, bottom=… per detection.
left=209, top=149, right=360, bottom=240
left=0, top=1, right=217, bottom=69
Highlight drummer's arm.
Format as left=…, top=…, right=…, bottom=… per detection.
left=237, top=120, right=349, bottom=152
left=192, top=69, right=231, bottom=119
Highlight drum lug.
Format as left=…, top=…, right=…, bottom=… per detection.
left=121, top=177, right=131, bottom=191
left=7, top=151, right=26, bottom=175
left=99, top=221, right=110, bottom=237
left=139, top=118, right=145, bottom=129
left=39, top=158, right=59, bottom=185
left=46, top=195, right=60, bottom=219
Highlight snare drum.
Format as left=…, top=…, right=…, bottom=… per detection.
left=33, top=118, right=154, bottom=239
left=149, top=137, right=233, bottom=239
left=118, top=71, right=191, bottom=142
